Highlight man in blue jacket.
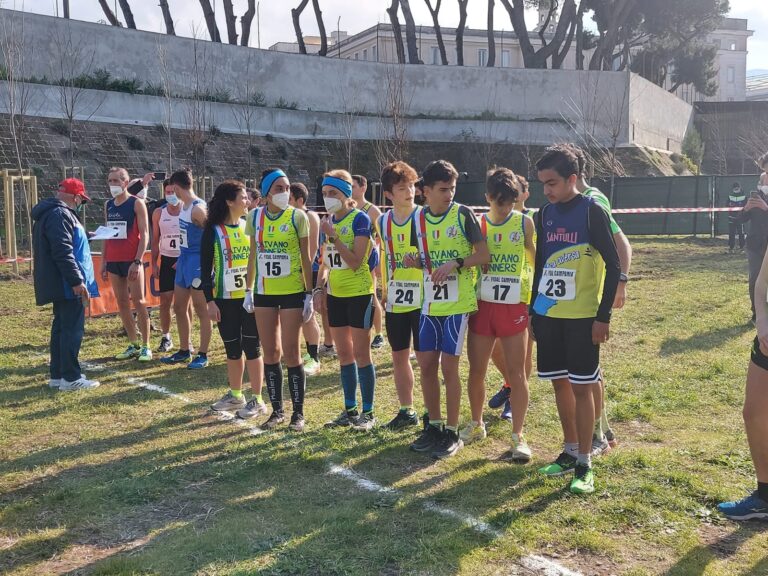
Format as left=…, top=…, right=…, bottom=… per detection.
left=32, top=178, right=100, bottom=391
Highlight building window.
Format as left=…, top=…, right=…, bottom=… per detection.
left=372, top=45, right=377, bottom=61
left=727, top=66, right=735, bottom=83
left=502, top=50, right=510, bottom=67
left=363, top=49, right=368, bottom=61
left=730, top=41, right=737, bottom=51
left=354, top=52, right=359, bottom=60
left=431, top=46, right=440, bottom=65
left=478, top=48, right=488, bottom=67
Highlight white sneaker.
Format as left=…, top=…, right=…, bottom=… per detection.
left=591, top=435, right=612, bottom=457
left=459, top=420, right=487, bottom=444
left=48, top=378, right=62, bottom=388
left=304, top=357, right=321, bottom=376
left=59, top=377, right=100, bottom=391
left=511, top=432, right=532, bottom=462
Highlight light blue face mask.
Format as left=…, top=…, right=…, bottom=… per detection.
left=165, top=194, right=180, bottom=206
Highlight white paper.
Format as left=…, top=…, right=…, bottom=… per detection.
left=89, top=225, right=127, bottom=240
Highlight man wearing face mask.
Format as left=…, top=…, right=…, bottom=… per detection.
left=151, top=179, right=183, bottom=352
left=32, top=178, right=100, bottom=391
left=735, top=185, right=768, bottom=324
left=102, top=167, right=152, bottom=362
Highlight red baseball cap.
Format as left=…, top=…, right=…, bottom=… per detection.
left=58, top=178, right=91, bottom=202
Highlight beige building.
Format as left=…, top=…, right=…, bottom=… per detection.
left=270, top=17, right=752, bottom=103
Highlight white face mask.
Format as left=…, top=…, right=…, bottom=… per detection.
left=109, top=185, right=123, bottom=198
left=324, top=196, right=343, bottom=214
left=271, top=191, right=290, bottom=211
left=761, top=186, right=768, bottom=195
left=165, top=194, right=180, bottom=206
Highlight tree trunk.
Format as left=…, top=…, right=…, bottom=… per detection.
left=292, top=0, right=311, bottom=54
left=588, top=0, right=637, bottom=70
left=400, top=0, right=422, bottom=64
left=97, top=0, right=121, bottom=26
left=222, top=0, right=238, bottom=44
left=198, top=0, right=222, bottom=43
left=63, top=0, right=70, bottom=18
left=501, top=0, right=577, bottom=69
left=159, top=0, right=176, bottom=35
left=500, top=0, right=538, bottom=67
left=487, top=0, right=496, bottom=67
left=241, top=0, right=256, bottom=46
left=117, top=0, right=136, bottom=29
left=387, top=0, right=407, bottom=64
left=424, top=0, right=448, bottom=64
left=312, top=0, right=328, bottom=56
left=575, top=4, right=584, bottom=70
left=552, top=0, right=579, bottom=69
left=456, top=0, right=469, bottom=66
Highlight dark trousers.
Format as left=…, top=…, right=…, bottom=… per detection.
left=729, top=222, right=745, bottom=250
left=50, top=298, right=85, bottom=382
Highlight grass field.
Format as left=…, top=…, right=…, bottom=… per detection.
left=1, top=237, right=767, bottom=576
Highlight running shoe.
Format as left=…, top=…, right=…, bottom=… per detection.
left=539, top=452, right=577, bottom=476
left=115, top=344, right=141, bottom=360
left=161, top=350, right=191, bottom=364
left=501, top=399, right=513, bottom=421
left=289, top=412, right=305, bottom=432
left=352, top=411, right=376, bottom=431
left=604, top=428, right=618, bottom=448
left=138, top=346, right=153, bottom=362
left=459, top=420, right=487, bottom=444
left=717, top=492, right=768, bottom=521
left=591, top=435, right=612, bottom=457
left=210, top=391, right=246, bottom=412
left=510, top=432, right=532, bottom=462
left=385, top=409, right=419, bottom=431
left=370, top=334, right=385, bottom=349
left=188, top=354, right=209, bottom=370
left=261, top=411, right=286, bottom=430
left=48, top=378, right=62, bottom=389
left=236, top=398, right=268, bottom=420
left=304, top=357, right=321, bottom=377
left=410, top=424, right=443, bottom=453
left=319, top=344, right=337, bottom=358
left=59, top=377, right=100, bottom=391
left=324, top=409, right=359, bottom=428
left=570, top=464, right=595, bottom=494
left=488, top=385, right=510, bottom=409
left=432, top=428, right=463, bottom=460
left=157, top=335, right=173, bottom=353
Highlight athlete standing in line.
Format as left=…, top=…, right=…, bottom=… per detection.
left=462, top=168, right=534, bottom=462
left=102, top=167, right=152, bottom=362
left=245, top=169, right=314, bottom=432
left=405, top=160, right=490, bottom=459
left=161, top=170, right=212, bottom=370
left=200, top=180, right=267, bottom=417
left=377, top=161, right=423, bottom=431
left=315, top=170, right=378, bottom=431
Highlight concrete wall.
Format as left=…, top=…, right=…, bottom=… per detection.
left=0, top=8, right=690, bottom=151
left=629, top=75, right=694, bottom=152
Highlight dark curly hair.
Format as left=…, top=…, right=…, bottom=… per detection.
left=206, top=179, right=246, bottom=230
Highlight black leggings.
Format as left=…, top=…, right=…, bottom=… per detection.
left=215, top=298, right=261, bottom=360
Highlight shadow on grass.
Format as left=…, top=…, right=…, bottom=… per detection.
left=663, top=524, right=766, bottom=576
left=659, top=323, right=752, bottom=356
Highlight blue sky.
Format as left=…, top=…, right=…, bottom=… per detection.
left=22, top=0, right=768, bottom=70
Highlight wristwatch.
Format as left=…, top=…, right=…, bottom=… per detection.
left=132, top=259, right=142, bottom=266
left=619, top=273, right=629, bottom=283
left=455, top=257, right=464, bottom=271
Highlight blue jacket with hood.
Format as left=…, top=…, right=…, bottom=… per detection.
left=32, top=198, right=99, bottom=306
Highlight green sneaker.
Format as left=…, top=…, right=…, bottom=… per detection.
left=137, top=346, right=153, bottom=362
left=115, top=344, right=141, bottom=360
left=570, top=463, right=595, bottom=494
left=538, top=451, right=577, bottom=476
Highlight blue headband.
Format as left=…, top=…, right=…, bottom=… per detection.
left=322, top=176, right=353, bottom=198
left=261, top=169, right=287, bottom=195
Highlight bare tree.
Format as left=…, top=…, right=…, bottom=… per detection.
left=456, top=0, right=469, bottom=66
left=118, top=0, right=136, bottom=29
left=423, top=0, right=448, bottom=64
left=292, top=0, right=311, bottom=54
left=400, top=0, right=422, bottom=64
left=487, top=0, right=496, bottom=67
left=159, top=0, right=176, bottom=35
left=588, top=0, right=637, bottom=71
left=183, top=25, right=213, bottom=179
left=223, top=0, right=238, bottom=44
left=338, top=72, right=365, bottom=171
left=198, top=0, right=222, bottom=43
left=97, top=0, right=121, bottom=26
left=387, top=0, right=407, bottom=64
left=232, top=50, right=261, bottom=179
left=241, top=0, right=256, bottom=46
left=312, top=0, right=328, bottom=56
left=156, top=39, right=175, bottom=171
left=373, top=65, right=412, bottom=173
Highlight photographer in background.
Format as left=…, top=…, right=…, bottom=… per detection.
left=735, top=187, right=768, bottom=324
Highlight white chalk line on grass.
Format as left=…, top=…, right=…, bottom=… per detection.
left=327, top=464, right=583, bottom=576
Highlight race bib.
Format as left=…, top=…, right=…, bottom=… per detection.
left=324, top=244, right=349, bottom=270
left=424, top=275, right=458, bottom=304
left=179, top=227, right=188, bottom=248
left=480, top=275, right=521, bottom=304
left=258, top=253, right=290, bottom=278
left=538, top=269, right=576, bottom=301
left=224, top=266, right=247, bottom=292
left=160, top=234, right=181, bottom=252
left=108, top=220, right=127, bottom=240
left=388, top=280, right=422, bottom=309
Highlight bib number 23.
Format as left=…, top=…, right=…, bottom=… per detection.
left=539, top=269, right=576, bottom=301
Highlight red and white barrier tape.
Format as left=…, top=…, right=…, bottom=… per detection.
left=1, top=257, right=32, bottom=264
left=611, top=206, right=741, bottom=214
